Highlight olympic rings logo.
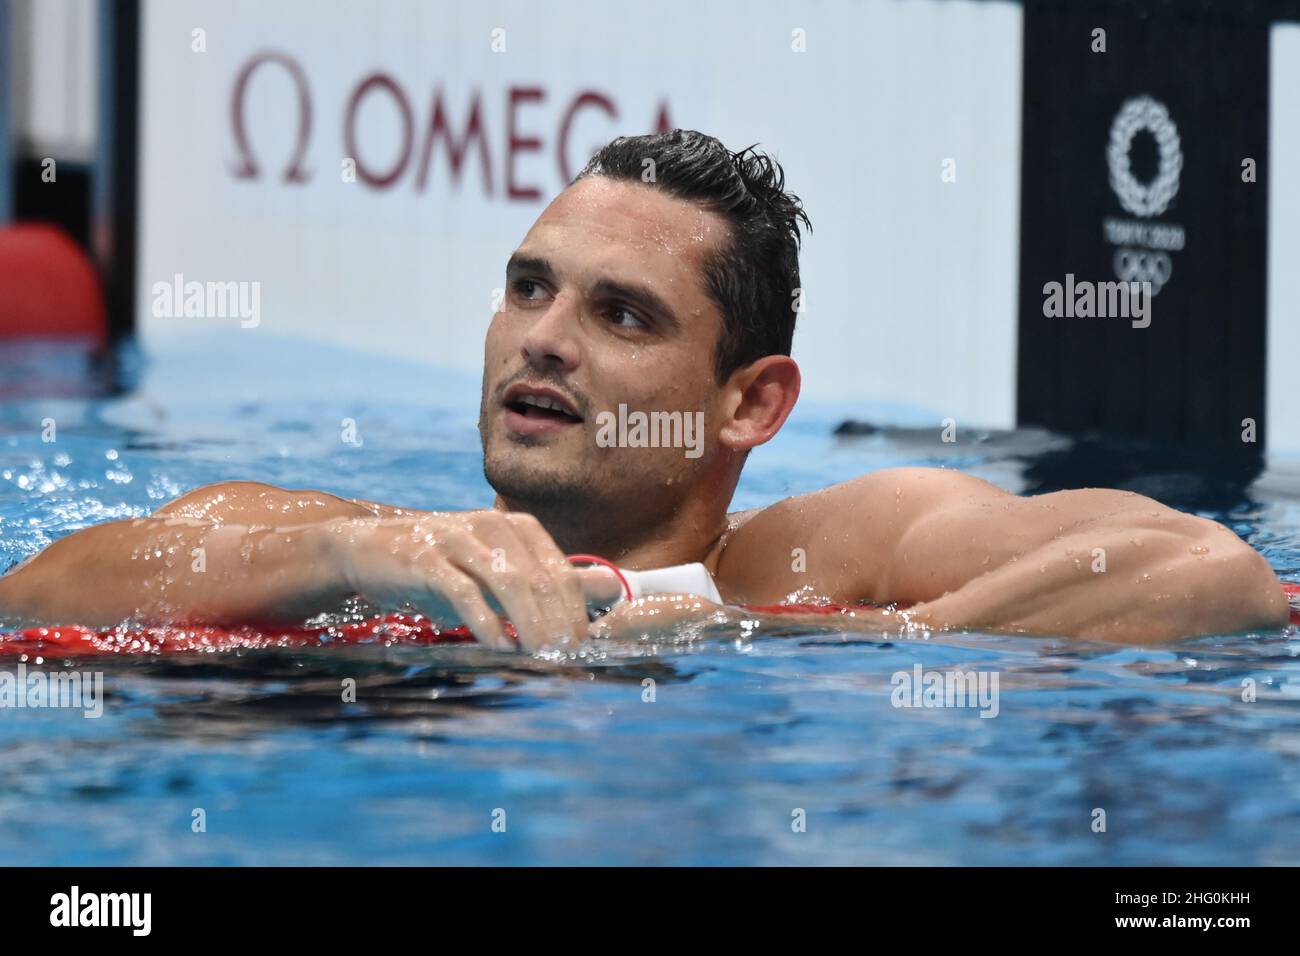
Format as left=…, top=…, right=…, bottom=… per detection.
left=1113, top=247, right=1172, bottom=293
left=1107, top=95, right=1182, bottom=218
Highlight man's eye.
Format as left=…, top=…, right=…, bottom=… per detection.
left=608, top=306, right=647, bottom=330
left=513, top=279, right=547, bottom=300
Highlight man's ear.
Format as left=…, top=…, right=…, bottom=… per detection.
left=717, top=355, right=801, bottom=452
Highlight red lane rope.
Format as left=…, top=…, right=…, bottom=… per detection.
left=2, top=584, right=1297, bottom=658
left=1282, top=581, right=1300, bottom=626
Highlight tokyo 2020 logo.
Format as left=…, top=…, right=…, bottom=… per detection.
left=1107, top=95, right=1182, bottom=218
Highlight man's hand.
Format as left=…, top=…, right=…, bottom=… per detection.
left=327, top=510, right=620, bottom=652
left=588, top=591, right=739, bottom=641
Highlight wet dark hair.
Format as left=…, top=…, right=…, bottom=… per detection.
left=573, top=129, right=811, bottom=382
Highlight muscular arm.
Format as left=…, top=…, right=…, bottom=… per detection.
left=0, top=481, right=600, bottom=651
left=719, top=467, right=1289, bottom=643
left=0, top=482, right=370, bottom=628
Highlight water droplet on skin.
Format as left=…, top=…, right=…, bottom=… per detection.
left=1189, top=545, right=1209, bottom=555
left=1131, top=538, right=1144, bottom=547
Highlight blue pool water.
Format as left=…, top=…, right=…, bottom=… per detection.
left=1, top=335, right=1299, bottom=865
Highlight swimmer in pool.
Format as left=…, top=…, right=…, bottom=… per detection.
left=0, top=130, right=1288, bottom=650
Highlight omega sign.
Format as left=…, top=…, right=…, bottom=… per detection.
left=1103, top=95, right=1186, bottom=295
left=229, top=50, right=674, bottom=199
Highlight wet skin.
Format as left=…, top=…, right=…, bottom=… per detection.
left=0, top=179, right=1289, bottom=648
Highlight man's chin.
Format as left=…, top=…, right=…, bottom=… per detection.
left=483, top=456, right=594, bottom=508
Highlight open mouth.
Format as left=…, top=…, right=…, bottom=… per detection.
left=503, top=391, right=583, bottom=425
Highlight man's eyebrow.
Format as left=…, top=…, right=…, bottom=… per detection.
left=591, top=278, right=680, bottom=330
left=505, top=253, right=555, bottom=282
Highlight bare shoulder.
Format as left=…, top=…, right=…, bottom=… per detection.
left=713, top=467, right=1008, bottom=604
left=735, top=467, right=1010, bottom=531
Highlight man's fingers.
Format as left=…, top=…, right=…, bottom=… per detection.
left=449, top=550, right=571, bottom=651
left=492, top=516, right=589, bottom=650
left=504, top=513, right=589, bottom=616
left=434, top=523, right=546, bottom=649
left=575, top=565, right=624, bottom=607
left=405, top=512, right=598, bottom=652
left=423, top=567, right=511, bottom=650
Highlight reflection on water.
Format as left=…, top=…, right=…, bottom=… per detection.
left=113, top=646, right=695, bottom=738
left=1, top=337, right=1299, bottom=865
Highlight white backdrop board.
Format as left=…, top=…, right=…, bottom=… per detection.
left=137, top=0, right=1024, bottom=425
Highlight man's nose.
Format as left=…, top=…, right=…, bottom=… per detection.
left=520, top=294, right=581, bottom=371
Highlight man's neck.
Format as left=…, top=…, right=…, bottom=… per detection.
left=493, top=492, right=731, bottom=570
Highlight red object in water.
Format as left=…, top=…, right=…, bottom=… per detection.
left=2, top=585, right=1297, bottom=658
left=0, top=224, right=107, bottom=340
left=0, top=605, right=874, bottom=657
left=0, top=614, right=487, bottom=657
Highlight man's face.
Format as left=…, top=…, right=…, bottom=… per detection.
left=479, top=175, right=731, bottom=517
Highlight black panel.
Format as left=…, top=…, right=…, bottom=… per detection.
left=1018, top=0, right=1270, bottom=462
